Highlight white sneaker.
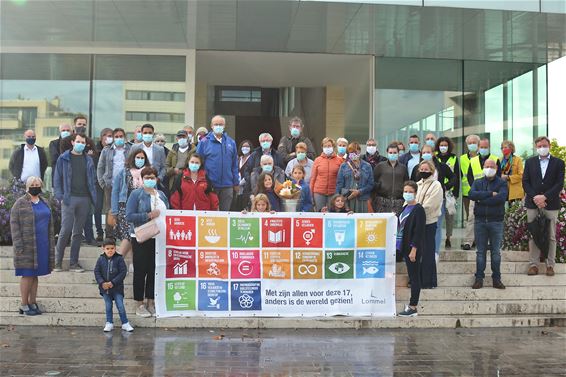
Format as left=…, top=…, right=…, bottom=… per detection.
left=128, top=264, right=134, bottom=273
left=103, top=322, right=114, bottom=332
left=121, top=322, right=134, bottom=332
left=136, top=304, right=151, bottom=318
left=147, top=304, right=156, bottom=317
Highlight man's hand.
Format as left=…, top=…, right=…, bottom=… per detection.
left=534, top=194, right=547, bottom=208
left=409, top=247, right=417, bottom=262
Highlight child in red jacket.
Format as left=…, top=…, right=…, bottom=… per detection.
left=170, top=154, right=219, bottom=211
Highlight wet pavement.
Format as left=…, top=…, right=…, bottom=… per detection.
left=1, top=326, right=565, bottom=376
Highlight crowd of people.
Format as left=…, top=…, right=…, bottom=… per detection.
left=9, top=114, right=565, bottom=326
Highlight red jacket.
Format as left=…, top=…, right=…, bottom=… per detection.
left=170, top=169, right=219, bottom=211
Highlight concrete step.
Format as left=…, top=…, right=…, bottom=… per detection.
left=397, top=262, right=565, bottom=275
left=1, top=311, right=565, bottom=329
left=1, top=283, right=562, bottom=302
left=396, top=273, right=566, bottom=287
left=1, top=297, right=565, bottom=316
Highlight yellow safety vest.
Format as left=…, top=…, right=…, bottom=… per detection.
left=470, top=154, right=499, bottom=181
left=439, top=155, right=457, bottom=185
left=460, top=153, right=472, bottom=196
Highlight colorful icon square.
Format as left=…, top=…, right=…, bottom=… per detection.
left=165, top=279, right=196, bottom=311
left=165, top=215, right=196, bottom=247
left=355, top=249, right=386, bottom=279
left=356, top=219, right=387, bottom=248
left=262, top=249, right=291, bottom=279
left=197, top=216, right=228, bottom=248
left=197, top=250, right=228, bottom=279
left=197, top=281, right=229, bottom=311
left=230, top=217, right=260, bottom=248
left=293, top=218, right=323, bottom=248
left=230, top=250, right=261, bottom=279
left=165, top=248, right=196, bottom=279
left=292, top=250, right=323, bottom=279
left=324, top=250, right=354, bottom=279
left=230, top=281, right=262, bottom=311
left=324, top=218, right=355, bottom=249
left=261, top=217, right=292, bottom=248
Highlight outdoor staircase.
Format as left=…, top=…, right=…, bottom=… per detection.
left=0, top=246, right=565, bottom=329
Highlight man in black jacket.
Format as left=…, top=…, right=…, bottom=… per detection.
left=523, top=136, right=565, bottom=277
left=468, top=159, right=508, bottom=290
left=48, top=123, right=73, bottom=186
left=9, top=129, right=48, bottom=184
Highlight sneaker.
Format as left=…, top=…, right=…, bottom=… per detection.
left=527, top=266, right=539, bottom=276
left=103, top=322, right=114, bottom=332
left=398, top=305, right=418, bottom=317
left=86, top=239, right=101, bottom=247
left=462, top=244, right=471, bottom=251
left=493, top=280, right=506, bottom=289
left=472, top=279, right=483, bottom=289
left=122, top=322, right=134, bottom=332
left=546, top=266, right=555, bottom=276
left=147, top=305, right=156, bottom=317
left=69, top=263, right=85, bottom=273
left=445, top=239, right=451, bottom=249
left=53, top=264, right=63, bottom=272
left=29, top=303, right=43, bottom=315
left=128, top=263, right=134, bottom=273
left=136, top=305, right=151, bottom=318
left=96, top=234, right=104, bottom=242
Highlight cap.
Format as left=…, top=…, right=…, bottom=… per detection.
left=176, top=130, right=188, bottom=137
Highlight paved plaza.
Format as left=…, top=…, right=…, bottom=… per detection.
left=1, top=326, right=565, bottom=376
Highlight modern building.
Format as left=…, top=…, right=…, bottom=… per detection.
left=0, top=0, right=565, bottom=185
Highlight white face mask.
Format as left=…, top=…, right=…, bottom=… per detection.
left=323, top=147, right=333, bottom=156
left=537, top=147, right=549, bottom=157
left=366, top=146, right=377, bottom=155
left=483, top=167, right=497, bottom=178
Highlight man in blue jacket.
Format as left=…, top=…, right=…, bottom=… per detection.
left=196, top=115, right=239, bottom=211
left=53, top=133, right=97, bottom=273
left=468, top=159, right=508, bottom=290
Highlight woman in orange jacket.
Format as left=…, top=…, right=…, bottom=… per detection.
left=310, top=137, right=343, bottom=211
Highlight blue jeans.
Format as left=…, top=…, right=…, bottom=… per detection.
left=474, top=221, right=503, bottom=280
left=102, top=292, right=128, bottom=324
left=434, top=198, right=446, bottom=255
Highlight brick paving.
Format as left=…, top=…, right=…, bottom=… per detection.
left=1, top=326, right=565, bottom=376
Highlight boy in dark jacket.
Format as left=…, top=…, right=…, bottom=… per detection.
left=94, top=239, right=133, bottom=332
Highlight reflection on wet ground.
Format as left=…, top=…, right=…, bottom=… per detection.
left=1, top=326, right=565, bottom=376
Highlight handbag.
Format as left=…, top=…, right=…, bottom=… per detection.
left=445, top=190, right=457, bottom=215
left=106, top=210, right=116, bottom=228
left=134, top=219, right=159, bottom=243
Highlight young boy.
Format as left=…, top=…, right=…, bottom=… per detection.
left=94, top=239, right=133, bottom=332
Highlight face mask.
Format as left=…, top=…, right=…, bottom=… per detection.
left=142, top=134, right=153, bottom=143
left=388, top=153, right=398, bottom=161
left=403, top=192, right=415, bottom=202
left=26, top=137, right=36, bottom=145
left=178, top=138, right=188, bottom=148
left=337, top=146, right=347, bottom=155
left=479, top=148, right=489, bottom=157
left=323, top=147, right=334, bottom=156
left=409, top=143, right=419, bottom=153
left=241, top=146, right=250, bottom=155
left=537, top=147, right=549, bottom=157
left=502, top=147, right=511, bottom=156
left=290, top=128, right=300, bottom=138
left=296, top=152, right=306, bottom=161
left=75, top=126, right=86, bottom=134
left=366, top=146, right=377, bottom=155
left=143, top=179, right=157, bottom=189
left=425, top=139, right=436, bottom=147
left=421, top=153, right=433, bottom=161
left=467, top=143, right=478, bottom=152
left=28, top=187, right=42, bottom=196
left=439, top=146, right=448, bottom=154
left=105, top=136, right=113, bottom=145
left=262, top=165, right=273, bottom=173
left=261, top=141, right=272, bottom=150
left=135, top=158, right=145, bottom=168
left=188, top=163, right=200, bottom=172
left=114, top=138, right=125, bottom=147
left=399, top=150, right=406, bottom=156
left=73, top=142, right=86, bottom=154
left=60, top=131, right=71, bottom=139
left=136, top=132, right=143, bottom=141
left=348, top=152, right=360, bottom=161
left=419, top=171, right=432, bottom=180
left=213, top=125, right=224, bottom=135
left=483, top=167, right=496, bottom=178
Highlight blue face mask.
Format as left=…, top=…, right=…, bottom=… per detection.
left=388, top=153, right=398, bottom=161
left=188, top=163, right=200, bottom=172
left=409, top=143, right=419, bottom=153
left=422, top=153, right=433, bottom=161
left=290, top=128, right=300, bottom=138
left=135, top=158, right=145, bottom=168
left=467, top=143, right=478, bottom=152
left=213, top=126, right=224, bottom=135
left=479, top=148, right=490, bottom=157
left=296, top=152, right=306, bottom=161
left=403, top=192, right=415, bottom=202
left=143, top=179, right=157, bottom=189
left=399, top=150, right=406, bottom=156
left=136, top=132, right=143, bottom=141
left=178, top=138, right=188, bottom=148
left=60, top=131, right=71, bottom=139
left=142, top=134, right=153, bottom=143
left=337, top=146, right=347, bottom=155
left=262, top=165, right=273, bottom=173
left=73, top=142, right=86, bottom=154
left=114, top=138, right=125, bottom=147
left=425, top=139, right=436, bottom=147
left=261, top=141, right=272, bottom=150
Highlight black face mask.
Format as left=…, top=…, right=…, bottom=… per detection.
left=419, top=171, right=433, bottom=180
left=28, top=187, right=42, bottom=196
left=75, top=126, right=86, bottom=134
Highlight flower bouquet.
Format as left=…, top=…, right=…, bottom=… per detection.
left=275, top=180, right=302, bottom=200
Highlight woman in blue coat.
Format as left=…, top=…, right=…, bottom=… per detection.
left=335, top=142, right=374, bottom=213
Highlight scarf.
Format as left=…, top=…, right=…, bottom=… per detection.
left=347, top=160, right=361, bottom=181
left=501, top=155, right=513, bottom=175
left=130, top=168, right=144, bottom=189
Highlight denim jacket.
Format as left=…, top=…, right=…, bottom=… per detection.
left=53, top=150, right=97, bottom=205
left=111, top=169, right=129, bottom=215
left=335, top=159, right=374, bottom=201
left=125, top=188, right=169, bottom=234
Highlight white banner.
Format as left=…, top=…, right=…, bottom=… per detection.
left=155, top=211, right=397, bottom=318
